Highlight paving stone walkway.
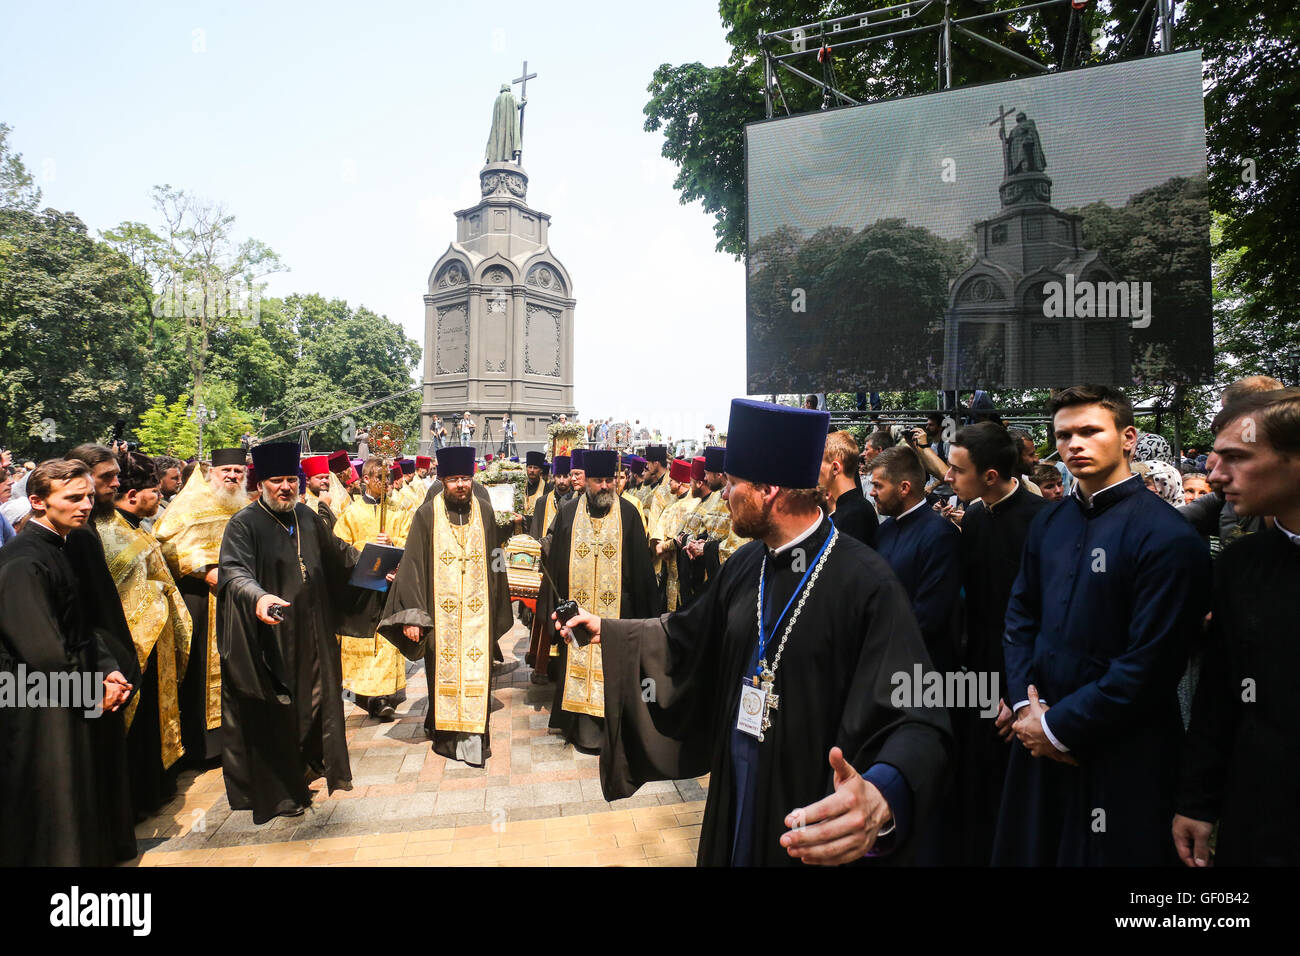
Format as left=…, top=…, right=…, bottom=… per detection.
left=129, top=618, right=707, bottom=866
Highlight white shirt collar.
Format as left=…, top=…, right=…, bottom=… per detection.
left=772, top=513, right=825, bottom=556
left=985, top=477, right=1020, bottom=510
left=896, top=498, right=929, bottom=521
left=1276, top=519, right=1300, bottom=546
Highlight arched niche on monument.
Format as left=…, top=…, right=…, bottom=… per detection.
left=432, top=259, right=470, bottom=294
left=524, top=261, right=567, bottom=297
left=954, top=274, right=1009, bottom=306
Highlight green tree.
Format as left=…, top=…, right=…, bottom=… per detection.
left=0, top=123, right=39, bottom=213
left=129, top=185, right=285, bottom=409
left=647, top=2, right=1104, bottom=257
left=271, top=294, right=422, bottom=449
left=1180, top=1, right=1299, bottom=347
left=748, top=217, right=968, bottom=393
left=1070, top=173, right=1214, bottom=387
left=135, top=379, right=255, bottom=459
left=0, top=205, right=149, bottom=459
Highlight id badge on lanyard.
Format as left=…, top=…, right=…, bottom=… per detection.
left=736, top=680, right=766, bottom=739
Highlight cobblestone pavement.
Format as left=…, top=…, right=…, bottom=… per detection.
left=128, top=618, right=708, bottom=866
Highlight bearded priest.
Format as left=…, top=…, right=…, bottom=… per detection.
left=546, top=449, right=657, bottom=753
left=553, top=400, right=951, bottom=865
left=154, top=447, right=247, bottom=765
left=216, top=442, right=361, bottom=822
left=377, top=446, right=513, bottom=768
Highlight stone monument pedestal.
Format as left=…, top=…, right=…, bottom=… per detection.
left=942, top=147, right=1129, bottom=389
left=420, top=160, right=577, bottom=456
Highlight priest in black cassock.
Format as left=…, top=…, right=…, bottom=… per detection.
left=525, top=454, right=573, bottom=678
left=520, top=450, right=552, bottom=536
left=554, top=400, right=951, bottom=866
left=546, top=449, right=657, bottom=753
left=0, top=459, right=136, bottom=865
left=217, top=441, right=361, bottom=823
left=943, top=422, right=1046, bottom=865
left=377, top=445, right=512, bottom=767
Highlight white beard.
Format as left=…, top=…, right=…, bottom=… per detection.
left=211, top=480, right=246, bottom=510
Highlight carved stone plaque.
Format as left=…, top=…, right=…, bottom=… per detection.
left=436, top=305, right=468, bottom=375
left=524, top=304, right=561, bottom=377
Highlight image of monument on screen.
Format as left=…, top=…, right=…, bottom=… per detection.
left=745, top=51, right=1212, bottom=393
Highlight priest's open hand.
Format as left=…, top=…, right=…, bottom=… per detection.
left=779, top=747, right=892, bottom=865
left=552, top=607, right=601, bottom=645
left=255, top=594, right=291, bottom=625
left=1013, top=685, right=1078, bottom=764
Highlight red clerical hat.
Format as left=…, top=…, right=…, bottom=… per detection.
left=669, top=458, right=692, bottom=483
left=302, top=455, right=329, bottom=478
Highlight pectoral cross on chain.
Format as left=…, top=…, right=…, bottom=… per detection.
left=758, top=658, right=779, bottom=736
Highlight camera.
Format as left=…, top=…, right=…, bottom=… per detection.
left=554, top=598, right=593, bottom=647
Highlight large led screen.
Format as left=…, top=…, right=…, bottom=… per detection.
left=745, top=50, right=1212, bottom=393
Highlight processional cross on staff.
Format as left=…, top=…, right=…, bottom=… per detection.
left=512, top=60, right=537, bottom=163
left=369, top=421, right=406, bottom=534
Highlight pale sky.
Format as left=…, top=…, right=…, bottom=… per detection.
left=0, top=0, right=746, bottom=443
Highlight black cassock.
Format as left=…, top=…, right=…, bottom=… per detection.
left=217, top=502, right=359, bottom=823
left=1178, top=527, right=1300, bottom=865
left=0, top=522, right=135, bottom=865
left=547, top=495, right=657, bottom=752
left=596, top=516, right=951, bottom=866
left=526, top=487, right=572, bottom=669
left=953, top=483, right=1045, bottom=866
left=994, top=477, right=1210, bottom=866
left=377, top=491, right=513, bottom=766
left=64, top=523, right=141, bottom=861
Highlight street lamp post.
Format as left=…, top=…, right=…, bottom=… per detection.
left=188, top=402, right=218, bottom=461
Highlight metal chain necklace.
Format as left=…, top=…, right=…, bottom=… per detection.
left=753, top=526, right=838, bottom=740
left=257, top=498, right=308, bottom=582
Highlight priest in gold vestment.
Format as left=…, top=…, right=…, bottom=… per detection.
left=677, top=445, right=746, bottom=608
left=641, top=445, right=673, bottom=530
left=544, top=449, right=657, bottom=752
left=98, top=450, right=192, bottom=817
left=378, top=446, right=513, bottom=767
left=651, top=457, right=701, bottom=614
left=154, top=447, right=246, bottom=763
left=333, top=457, right=413, bottom=720
left=301, top=454, right=336, bottom=530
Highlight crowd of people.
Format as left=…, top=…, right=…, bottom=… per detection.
left=1, top=375, right=1296, bottom=867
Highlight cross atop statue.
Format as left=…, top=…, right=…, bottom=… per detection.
left=484, top=62, right=538, bottom=165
